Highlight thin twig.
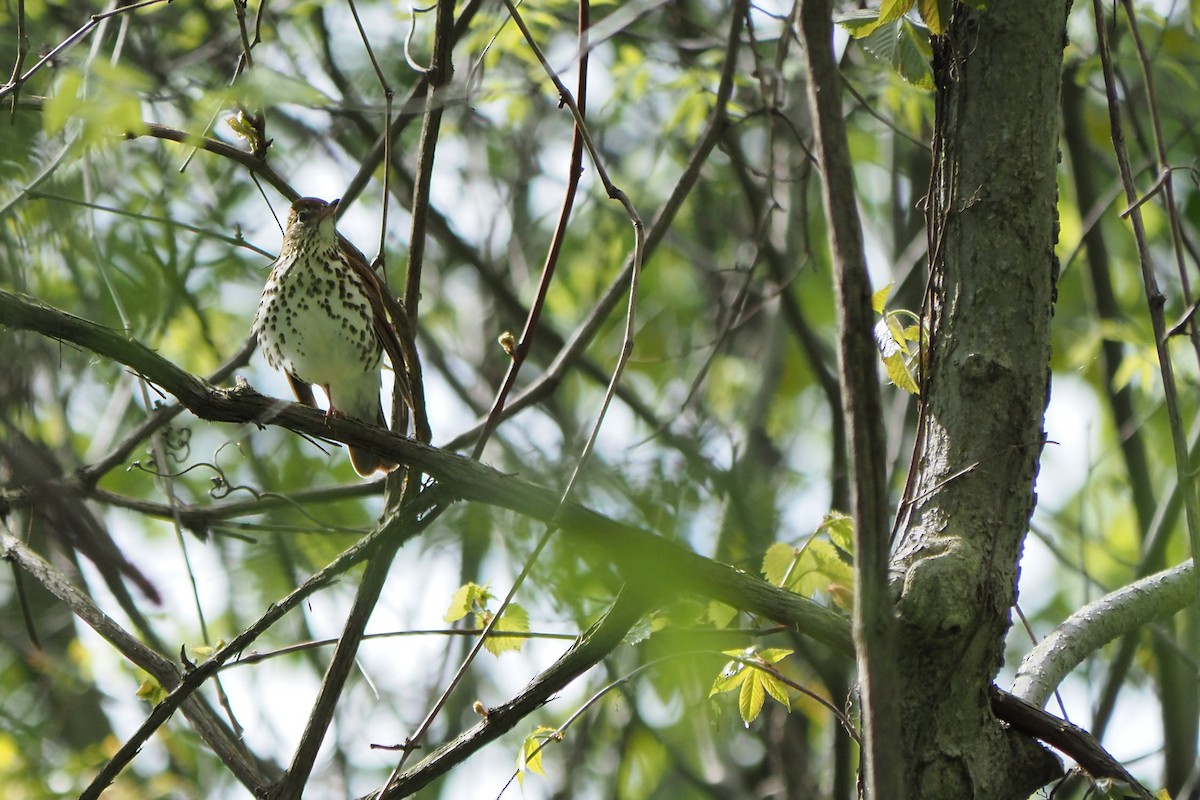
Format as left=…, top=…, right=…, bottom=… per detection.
left=469, top=0, right=592, bottom=460
left=380, top=1, right=598, bottom=785
left=396, top=0, right=456, bottom=445
left=233, top=0, right=255, bottom=70
left=0, top=0, right=173, bottom=101
left=3, top=0, right=28, bottom=115
left=346, top=0, right=396, bottom=270
left=1092, top=0, right=1200, bottom=603
left=797, top=0, right=900, bottom=795
left=447, top=0, right=744, bottom=458
left=376, top=588, right=650, bottom=798
left=1118, top=166, right=1169, bottom=219
left=74, top=483, right=453, bottom=798
left=471, top=0, right=645, bottom=459
left=338, top=0, right=487, bottom=211
left=497, top=649, right=859, bottom=797
left=2, top=530, right=271, bottom=795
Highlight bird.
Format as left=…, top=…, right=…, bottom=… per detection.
left=253, top=196, right=411, bottom=476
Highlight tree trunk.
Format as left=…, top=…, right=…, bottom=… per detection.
left=891, top=3, right=1071, bottom=796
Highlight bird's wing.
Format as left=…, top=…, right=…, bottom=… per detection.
left=286, top=372, right=319, bottom=408
left=343, top=249, right=430, bottom=442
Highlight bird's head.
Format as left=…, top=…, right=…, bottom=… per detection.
left=283, top=197, right=340, bottom=250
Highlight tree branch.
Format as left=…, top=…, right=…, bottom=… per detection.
left=2, top=290, right=1155, bottom=793
left=796, top=1, right=900, bottom=795
left=0, top=288, right=853, bottom=654
left=1011, top=559, right=1196, bottom=708
left=375, top=585, right=649, bottom=797
left=0, top=531, right=273, bottom=794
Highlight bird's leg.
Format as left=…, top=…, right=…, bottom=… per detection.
left=323, top=386, right=346, bottom=420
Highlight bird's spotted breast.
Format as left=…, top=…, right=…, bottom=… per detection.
left=254, top=251, right=382, bottom=386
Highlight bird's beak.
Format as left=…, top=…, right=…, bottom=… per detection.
left=323, top=198, right=341, bottom=220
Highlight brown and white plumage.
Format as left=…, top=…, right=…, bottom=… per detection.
left=253, top=197, right=410, bottom=476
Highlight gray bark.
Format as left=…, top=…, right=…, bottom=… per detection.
left=891, top=3, right=1071, bottom=797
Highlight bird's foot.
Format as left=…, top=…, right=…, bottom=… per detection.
left=322, top=386, right=346, bottom=421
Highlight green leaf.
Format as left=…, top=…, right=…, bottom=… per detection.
left=838, top=9, right=883, bottom=38
left=443, top=582, right=490, bottom=623
left=818, top=512, right=856, bottom=553
left=757, top=648, right=795, bottom=664
left=719, top=649, right=796, bottom=724
left=762, top=542, right=800, bottom=588
left=895, top=18, right=936, bottom=89
left=765, top=515, right=858, bottom=598
left=738, top=669, right=766, bottom=724
left=816, top=540, right=855, bottom=585
left=1113, top=346, right=1157, bottom=393
left=800, top=540, right=856, bottom=597
left=135, top=676, right=168, bottom=705
left=875, top=314, right=921, bottom=394
left=871, top=282, right=894, bottom=314
left=856, top=17, right=935, bottom=90
left=886, top=314, right=909, bottom=348
left=43, top=62, right=150, bottom=142
left=43, top=69, right=84, bottom=135
left=759, top=670, right=793, bottom=709
left=710, top=650, right=753, bottom=696
left=517, top=725, right=558, bottom=785
left=837, top=0, right=914, bottom=38
left=916, top=0, right=951, bottom=35
left=879, top=0, right=917, bottom=26
left=883, top=350, right=921, bottom=394
left=482, top=603, right=530, bottom=657
left=707, top=600, right=737, bottom=628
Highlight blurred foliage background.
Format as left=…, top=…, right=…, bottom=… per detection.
left=1, top=0, right=1199, bottom=797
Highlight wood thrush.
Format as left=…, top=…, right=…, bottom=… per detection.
left=253, top=197, right=412, bottom=476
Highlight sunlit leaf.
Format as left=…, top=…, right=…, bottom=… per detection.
left=838, top=9, right=885, bottom=38
left=738, top=668, right=766, bottom=724
left=838, top=0, right=913, bottom=38
left=853, top=17, right=935, bottom=90
left=760, top=670, right=792, bottom=708
left=517, top=725, right=558, bottom=784
left=136, top=676, right=168, bottom=705
left=818, top=512, right=856, bottom=553
left=792, top=540, right=855, bottom=598
left=916, top=0, right=951, bottom=35
left=879, top=0, right=916, bottom=26
left=757, top=648, right=794, bottom=664
left=708, top=600, right=737, bottom=628
left=710, top=649, right=754, bottom=696
left=886, top=314, right=909, bottom=348
left=482, top=603, right=530, bottom=656
left=884, top=349, right=921, bottom=394
left=872, top=282, right=894, bottom=314
left=762, top=542, right=800, bottom=588
left=444, top=582, right=490, bottom=623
